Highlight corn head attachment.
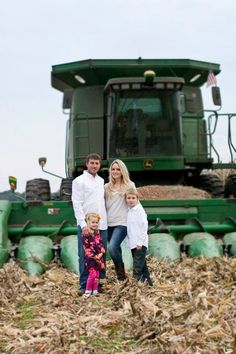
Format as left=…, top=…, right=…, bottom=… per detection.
left=1, top=198, right=236, bottom=275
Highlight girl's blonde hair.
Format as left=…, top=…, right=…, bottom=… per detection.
left=105, top=159, right=132, bottom=196
left=85, top=213, right=101, bottom=222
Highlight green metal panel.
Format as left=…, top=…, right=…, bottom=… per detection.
left=141, top=199, right=236, bottom=223
left=72, top=86, right=104, bottom=115
left=17, top=236, right=53, bottom=276
left=0, top=201, right=12, bottom=247
left=60, top=235, right=79, bottom=274
left=183, top=119, right=209, bottom=162
left=183, top=233, right=223, bottom=257
left=74, top=117, right=104, bottom=157
left=182, top=86, right=204, bottom=118
left=6, top=199, right=236, bottom=242
left=7, top=199, right=236, bottom=228
left=51, top=58, right=220, bottom=91
left=145, top=206, right=198, bottom=221
left=8, top=201, right=76, bottom=243
left=71, top=86, right=104, bottom=160
left=111, top=156, right=185, bottom=172
left=148, top=233, right=180, bottom=260
left=181, top=86, right=209, bottom=163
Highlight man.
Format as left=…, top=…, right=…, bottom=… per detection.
left=72, top=153, right=107, bottom=295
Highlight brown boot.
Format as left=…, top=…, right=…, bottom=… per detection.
left=115, top=262, right=127, bottom=281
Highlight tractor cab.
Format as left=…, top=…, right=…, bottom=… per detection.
left=104, top=75, right=184, bottom=159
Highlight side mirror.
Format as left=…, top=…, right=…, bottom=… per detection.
left=212, top=86, right=222, bottom=106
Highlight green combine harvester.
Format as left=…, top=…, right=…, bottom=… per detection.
left=1, top=58, right=236, bottom=275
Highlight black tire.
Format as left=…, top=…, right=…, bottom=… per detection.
left=25, top=178, right=51, bottom=201
left=60, top=177, right=73, bottom=201
left=198, top=174, right=224, bottom=198
left=224, top=174, right=236, bottom=198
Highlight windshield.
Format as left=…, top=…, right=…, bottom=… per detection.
left=108, top=90, right=182, bottom=158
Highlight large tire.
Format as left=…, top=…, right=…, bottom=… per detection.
left=25, top=178, right=51, bottom=202
left=60, top=177, right=73, bottom=201
left=224, top=174, right=236, bottom=198
left=198, top=174, right=224, bottom=198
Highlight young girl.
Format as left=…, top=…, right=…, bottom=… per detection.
left=105, top=159, right=135, bottom=281
left=82, top=213, right=105, bottom=296
left=125, top=188, right=153, bottom=286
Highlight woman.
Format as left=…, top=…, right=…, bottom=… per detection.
left=105, top=159, right=135, bottom=280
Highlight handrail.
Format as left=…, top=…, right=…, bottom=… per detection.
left=227, top=114, right=236, bottom=161
left=204, top=110, right=236, bottom=163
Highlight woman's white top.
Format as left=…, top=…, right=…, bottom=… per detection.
left=105, top=181, right=135, bottom=227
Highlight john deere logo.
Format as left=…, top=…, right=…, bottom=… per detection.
left=143, top=160, right=154, bottom=169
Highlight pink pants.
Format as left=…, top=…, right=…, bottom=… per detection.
left=86, top=268, right=100, bottom=292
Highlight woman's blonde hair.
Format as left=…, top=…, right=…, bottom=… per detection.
left=105, top=159, right=132, bottom=196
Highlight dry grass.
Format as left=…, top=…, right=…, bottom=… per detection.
left=0, top=258, right=236, bottom=354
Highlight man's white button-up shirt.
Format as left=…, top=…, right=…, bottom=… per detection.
left=72, top=170, right=107, bottom=230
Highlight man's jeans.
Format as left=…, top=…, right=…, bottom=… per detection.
left=77, top=226, right=107, bottom=290
left=108, top=225, right=127, bottom=265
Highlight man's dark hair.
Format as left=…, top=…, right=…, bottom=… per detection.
left=86, top=153, right=101, bottom=163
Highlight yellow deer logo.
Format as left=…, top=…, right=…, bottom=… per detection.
left=143, top=160, right=154, bottom=169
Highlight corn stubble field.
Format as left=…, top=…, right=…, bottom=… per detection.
left=0, top=256, right=236, bottom=354
left=1, top=174, right=236, bottom=354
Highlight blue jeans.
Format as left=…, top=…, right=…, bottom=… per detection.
left=108, top=226, right=127, bottom=265
left=77, top=227, right=107, bottom=290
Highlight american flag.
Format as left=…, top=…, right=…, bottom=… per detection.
left=206, top=70, right=217, bottom=87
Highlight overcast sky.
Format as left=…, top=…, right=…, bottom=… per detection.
left=1, top=0, right=236, bottom=192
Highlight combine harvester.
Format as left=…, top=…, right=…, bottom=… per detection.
left=1, top=58, right=236, bottom=275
